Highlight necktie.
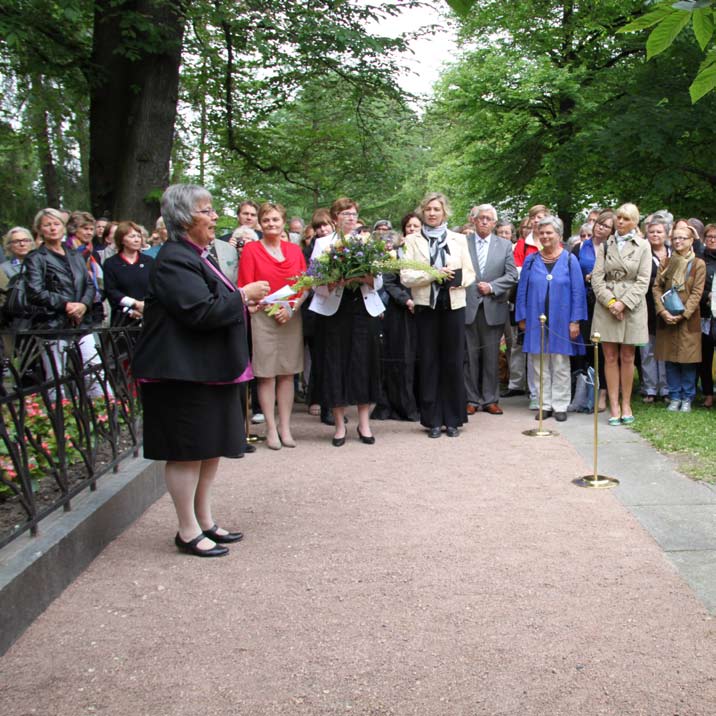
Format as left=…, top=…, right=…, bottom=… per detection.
left=477, top=238, right=487, bottom=274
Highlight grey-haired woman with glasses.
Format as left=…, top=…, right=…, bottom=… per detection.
left=133, top=184, right=270, bottom=558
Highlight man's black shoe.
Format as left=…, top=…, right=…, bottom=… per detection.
left=501, top=388, right=526, bottom=397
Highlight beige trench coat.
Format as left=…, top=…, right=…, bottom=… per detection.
left=652, top=257, right=706, bottom=363
left=591, top=235, right=651, bottom=345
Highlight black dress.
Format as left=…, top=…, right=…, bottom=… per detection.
left=103, top=252, right=154, bottom=326
left=319, top=288, right=381, bottom=407
left=371, top=271, right=419, bottom=421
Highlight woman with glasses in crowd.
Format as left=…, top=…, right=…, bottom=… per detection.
left=0, top=227, right=34, bottom=281
left=653, top=223, right=706, bottom=412
left=309, top=197, right=384, bottom=446
left=133, top=184, right=269, bottom=557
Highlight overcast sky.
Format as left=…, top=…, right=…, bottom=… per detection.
left=367, top=1, right=459, bottom=101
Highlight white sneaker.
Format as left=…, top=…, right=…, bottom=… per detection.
left=251, top=412, right=265, bottom=424
left=528, top=398, right=539, bottom=410
left=680, top=400, right=692, bottom=413
left=667, top=400, right=681, bottom=412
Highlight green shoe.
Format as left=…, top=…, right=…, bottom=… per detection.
left=607, top=416, right=621, bottom=426
left=621, top=415, right=635, bottom=425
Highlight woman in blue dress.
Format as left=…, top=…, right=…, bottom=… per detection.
left=516, top=215, right=587, bottom=421
left=573, top=209, right=615, bottom=411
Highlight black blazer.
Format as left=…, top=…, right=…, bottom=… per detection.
left=132, top=240, right=249, bottom=382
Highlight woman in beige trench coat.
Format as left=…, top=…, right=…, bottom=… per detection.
left=591, top=203, right=651, bottom=425
left=652, top=223, right=706, bottom=413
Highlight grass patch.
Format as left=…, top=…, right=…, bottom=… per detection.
left=628, top=398, right=716, bottom=482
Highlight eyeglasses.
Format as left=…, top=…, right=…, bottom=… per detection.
left=671, top=235, right=691, bottom=242
left=195, top=207, right=217, bottom=216
left=9, top=239, right=31, bottom=245
left=705, top=234, right=716, bottom=241
left=339, top=211, right=358, bottom=218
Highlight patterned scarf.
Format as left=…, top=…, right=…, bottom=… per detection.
left=422, top=223, right=448, bottom=309
left=661, top=249, right=695, bottom=290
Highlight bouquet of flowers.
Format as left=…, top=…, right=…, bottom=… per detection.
left=290, top=233, right=444, bottom=293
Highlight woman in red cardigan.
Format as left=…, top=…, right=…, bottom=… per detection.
left=238, top=203, right=306, bottom=450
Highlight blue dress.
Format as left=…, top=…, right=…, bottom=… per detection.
left=515, top=251, right=587, bottom=356
left=578, top=239, right=596, bottom=279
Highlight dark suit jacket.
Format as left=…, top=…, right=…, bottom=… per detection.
left=465, top=232, right=518, bottom=326
left=132, top=239, right=249, bottom=383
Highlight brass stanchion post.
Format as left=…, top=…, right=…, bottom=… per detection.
left=523, top=314, right=557, bottom=438
left=574, top=332, right=619, bottom=488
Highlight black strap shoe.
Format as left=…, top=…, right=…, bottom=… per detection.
left=175, top=533, right=229, bottom=557
left=203, top=524, right=244, bottom=543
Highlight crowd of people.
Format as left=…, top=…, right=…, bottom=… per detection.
left=2, top=188, right=714, bottom=556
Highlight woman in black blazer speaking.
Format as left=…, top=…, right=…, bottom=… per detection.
left=133, top=185, right=269, bottom=558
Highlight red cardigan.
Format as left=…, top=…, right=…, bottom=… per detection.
left=238, top=240, right=306, bottom=295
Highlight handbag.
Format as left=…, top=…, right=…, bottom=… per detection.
left=660, top=261, right=693, bottom=316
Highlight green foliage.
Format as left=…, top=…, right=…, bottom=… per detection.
left=0, top=1, right=419, bottom=222
left=421, top=1, right=716, bottom=226
left=645, top=9, right=692, bottom=59
left=420, top=1, right=650, bottom=227
left=444, top=0, right=475, bottom=17
left=619, top=0, right=716, bottom=100
left=0, top=122, right=42, bottom=231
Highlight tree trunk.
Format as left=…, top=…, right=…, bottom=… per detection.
left=89, top=0, right=185, bottom=227
left=29, top=75, right=60, bottom=208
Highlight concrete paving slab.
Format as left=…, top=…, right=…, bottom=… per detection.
left=629, top=504, right=716, bottom=551
left=667, top=550, right=716, bottom=613
left=548, top=408, right=716, bottom=507
left=503, top=395, right=716, bottom=615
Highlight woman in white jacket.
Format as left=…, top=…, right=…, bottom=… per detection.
left=309, top=197, right=384, bottom=446
left=400, top=192, right=475, bottom=438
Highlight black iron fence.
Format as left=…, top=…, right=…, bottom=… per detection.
left=0, top=327, right=143, bottom=549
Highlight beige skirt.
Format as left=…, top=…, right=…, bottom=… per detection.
left=250, top=308, right=303, bottom=378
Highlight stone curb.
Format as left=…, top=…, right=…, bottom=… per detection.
left=0, top=455, right=164, bottom=655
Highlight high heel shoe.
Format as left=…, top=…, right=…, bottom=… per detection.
left=332, top=433, right=346, bottom=447
left=266, top=432, right=282, bottom=450
left=278, top=432, right=296, bottom=448
left=175, top=533, right=229, bottom=557
left=357, top=427, right=375, bottom=444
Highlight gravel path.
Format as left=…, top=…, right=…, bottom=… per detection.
left=1, top=406, right=715, bottom=715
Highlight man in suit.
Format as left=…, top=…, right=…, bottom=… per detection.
left=464, top=204, right=518, bottom=415
left=210, top=237, right=239, bottom=285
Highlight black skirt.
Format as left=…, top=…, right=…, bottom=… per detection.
left=141, top=381, right=246, bottom=461
left=372, top=298, right=419, bottom=421
left=318, top=289, right=381, bottom=408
